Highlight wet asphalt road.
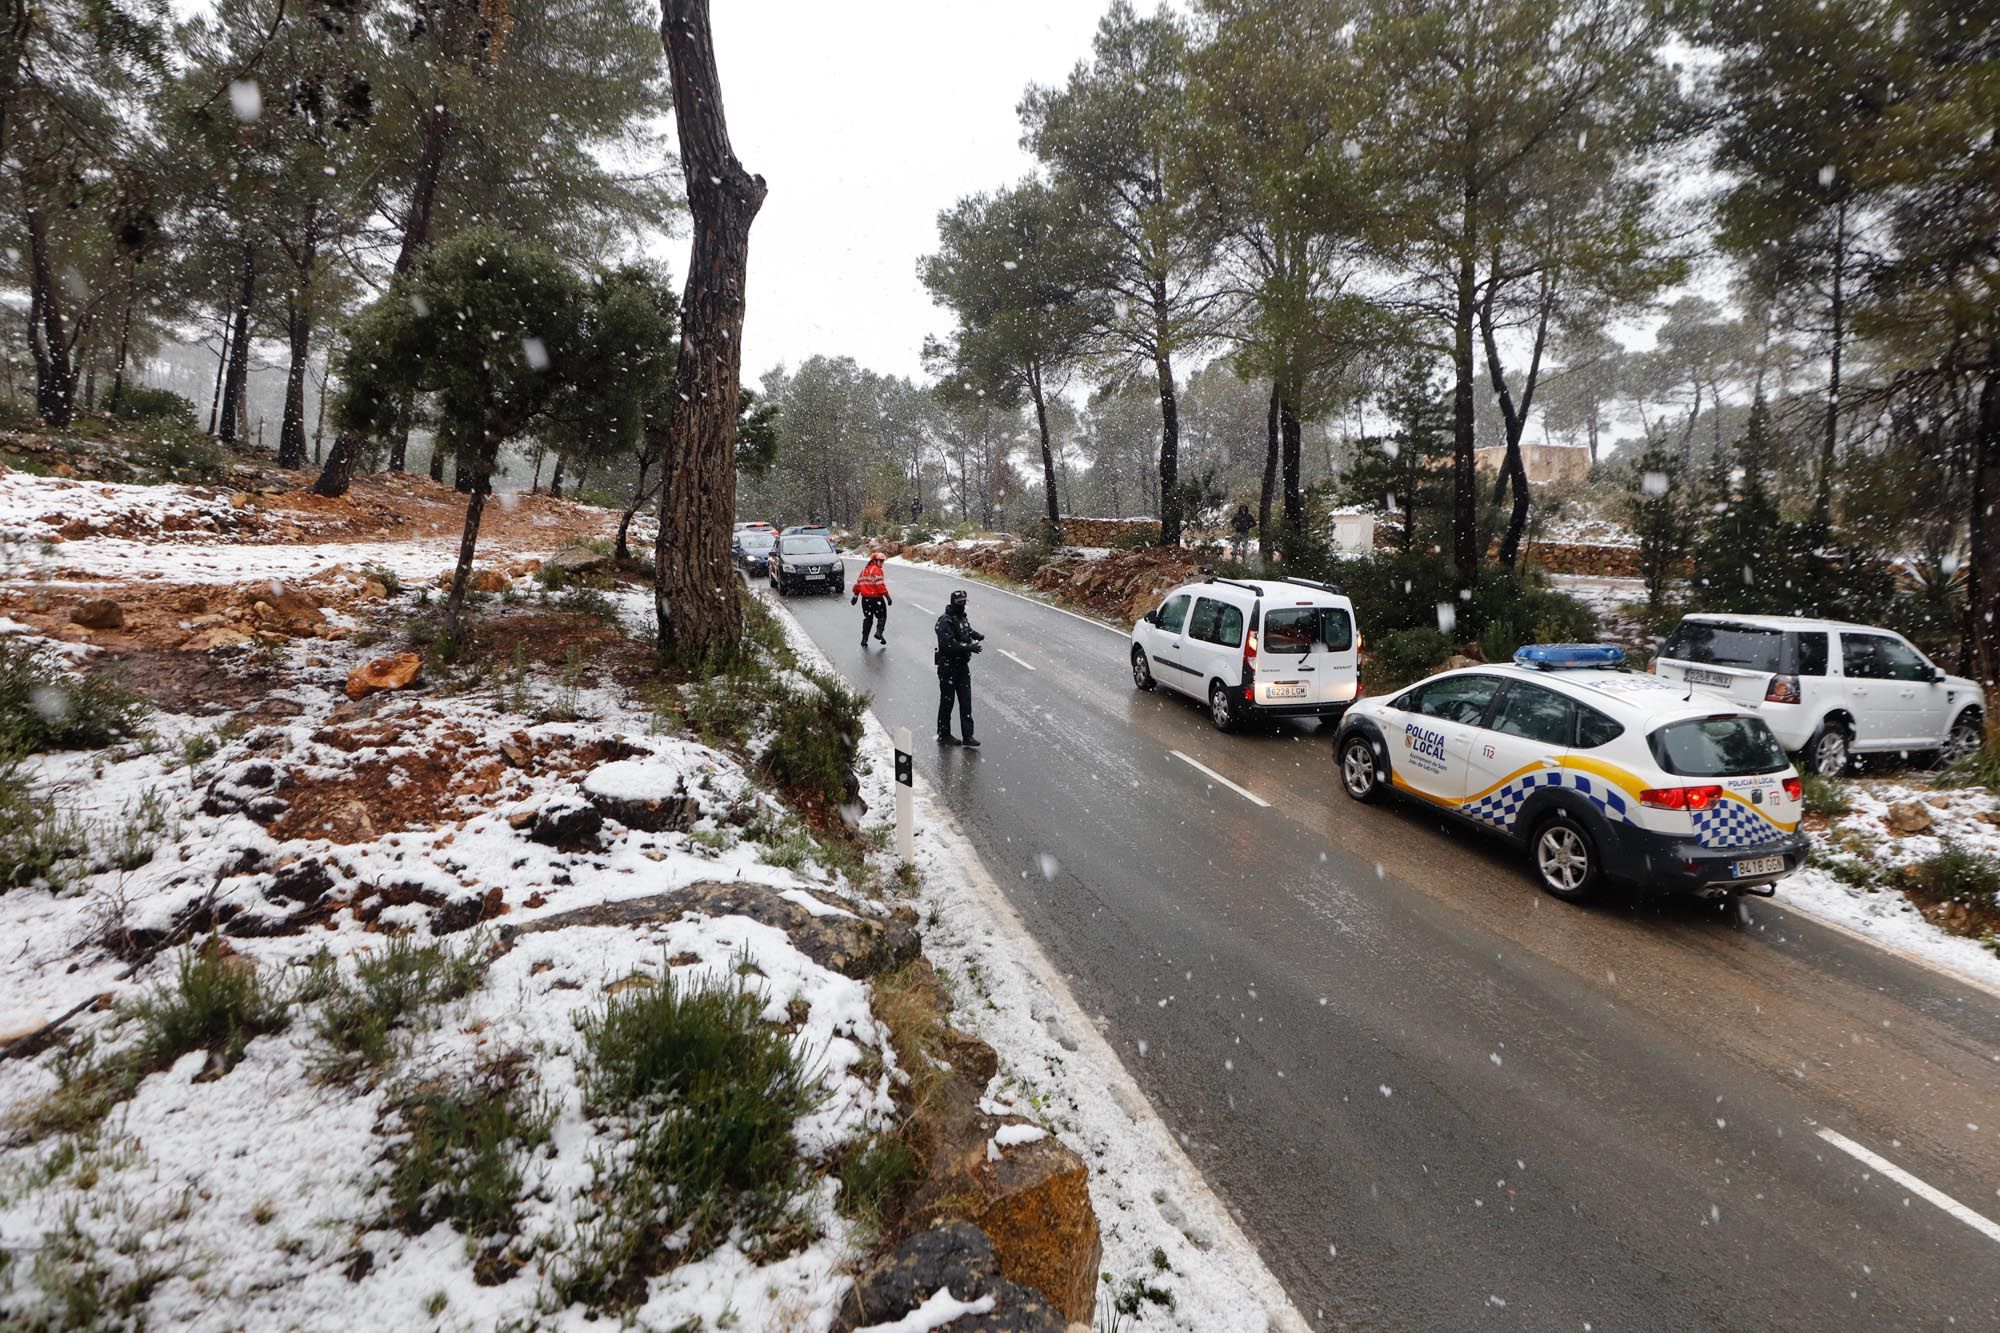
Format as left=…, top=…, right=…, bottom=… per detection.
left=781, top=558, right=2000, bottom=1332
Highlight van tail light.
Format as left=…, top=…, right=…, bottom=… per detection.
left=1639, top=785, right=1725, bottom=811
left=1765, top=674, right=1802, bottom=704
left=1782, top=777, right=1803, bottom=801
left=1243, top=629, right=1258, bottom=699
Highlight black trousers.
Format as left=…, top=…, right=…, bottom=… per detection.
left=860, top=596, right=887, bottom=640
left=936, top=662, right=973, bottom=740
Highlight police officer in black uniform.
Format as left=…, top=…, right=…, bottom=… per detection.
left=934, top=589, right=984, bottom=747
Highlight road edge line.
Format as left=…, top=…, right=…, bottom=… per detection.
left=1815, top=1128, right=2000, bottom=1245
left=1759, top=899, right=2000, bottom=1003
left=878, top=555, right=1131, bottom=637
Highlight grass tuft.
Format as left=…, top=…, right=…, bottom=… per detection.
left=309, top=936, right=489, bottom=1083
left=0, top=637, right=148, bottom=755
left=1799, top=774, right=1851, bottom=819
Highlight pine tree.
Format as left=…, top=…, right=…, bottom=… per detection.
left=1626, top=436, right=1693, bottom=616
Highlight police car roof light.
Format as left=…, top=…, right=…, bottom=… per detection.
left=1513, top=643, right=1627, bottom=671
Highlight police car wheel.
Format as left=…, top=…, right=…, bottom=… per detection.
left=1339, top=735, right=1382, bottom=803
left=1208, top=681, right=1236, bottom=732
left=1532, top=815, right=1600, bottom=902
left=1131, top=647, right=1155, bottom=691
left=1807, top=725, right=1851, bottom=777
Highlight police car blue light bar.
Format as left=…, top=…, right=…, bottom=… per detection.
left=1513, top=643, right=1626, bottom=671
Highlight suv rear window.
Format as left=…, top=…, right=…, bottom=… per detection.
left=1263, top=606, right=1354, bottom=652
left=1661, top=622, right=1789, bottom=673
left=1649, top=716, right=1788, bottom=776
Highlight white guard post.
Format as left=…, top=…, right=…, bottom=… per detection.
left=893, top=726, right=915, bottom=865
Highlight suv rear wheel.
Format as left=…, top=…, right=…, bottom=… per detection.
left=1941, top=710, right=1982, bottom=766
left=1806, top=723, right=1851, bottom=777
left=1532, top=814, right=1601, bottom=903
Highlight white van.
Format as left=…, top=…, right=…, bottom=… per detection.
left=1130, top=576, right=1360, bottom=731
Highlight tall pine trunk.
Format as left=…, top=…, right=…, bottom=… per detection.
left=1258, top=381, right=1279, bottom=562
left=219, top=241, right=255, bottom=444
left=653, top=0, right=766, bottom=664
left=278, top=257, right=315, bottom=469
left=1151, top=276, right=1182, bottom=547
left=1030, top=366, right=1061, bottom=545
left=25, top=207, right=74, bottom=428
left=386, top=103, right=450, bottom=475
left=311, top=430, right=367, bottom=498
left=207, top=305, right=231, bottom=435
left=107, top=273, right=137, bottom=414
left=1280, top=384, right=1303, bottom=550
left=1450, top=199, right=1480, bottom=575
left=1815, top=196, right=1848, bottom=527
left=443, top=434, right=499, bottom=642
left=1968, top=367, right=2000, bottom=694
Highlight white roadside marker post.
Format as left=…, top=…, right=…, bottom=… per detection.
left=893, top=726, right=915, bottom=865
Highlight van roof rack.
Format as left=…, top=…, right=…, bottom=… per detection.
left=1203, top=575, right=1262, bottom=594
left=1278, top=576, right=1331, bottom=592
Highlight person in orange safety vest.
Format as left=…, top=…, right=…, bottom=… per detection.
left=851, top=552, right=892, bottom=646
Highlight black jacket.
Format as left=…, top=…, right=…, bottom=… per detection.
left=934, top=609, right=983, bottom=666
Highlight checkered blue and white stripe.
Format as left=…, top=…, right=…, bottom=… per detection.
left=1690, top=799, right=1784, bottom=850
left=1461, top=768, right=1631, bottom=833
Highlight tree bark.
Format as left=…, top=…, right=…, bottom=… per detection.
left=1152, top=276, right=1182, bottom=547
left=278, top=260, right=314, bottom=469
left=1280, top=384, right=1303, bottom=545
left=25, top=207, right=74, bottom=427
left=1479, top=274, right=1554, bottom=569
left=1968, top=367, right=2000, bottom=694
left=1030, top=365, right=1061, bottom=545
left=653, top=0, right=766, bottom=664
left=616, top=443, right=662, bottom=562
left=1258, top=380, right=1279, bottom=562
left=219, top=241, right=256, bottom=444
left=107, top=272, right=137, bottom=415
left=442, top=436, right=498, bottom=641
left=1815, top=195, right=1848, bottom=526
left=548, top=453, right=565, bottom=499
left=207, top=306, right=231, bottom=435
left=310, top=429, right=367, bottom=498
left=1450, top=201, right=1480, bottom=574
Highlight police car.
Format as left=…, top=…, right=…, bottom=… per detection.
left=1333, top=645, right=1807, bottom=903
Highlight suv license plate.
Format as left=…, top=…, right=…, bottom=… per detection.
left=805, top=570, right=824, bottom=579
left=1268, top=683, right=1306, bottom=699
left=1686, top=667, right=1733, bottom=688
left=1733, top=854, right=1784, bottom=878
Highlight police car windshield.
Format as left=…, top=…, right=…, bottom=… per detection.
left=782, top=536, right=835, bottom=555
left=1264, top=606, right=1353, bottom=652
left=1650, top=715, right=1788, bottom=777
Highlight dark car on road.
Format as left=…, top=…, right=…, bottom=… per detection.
left=770, top=532, right=844, bottom=596
left=732, top=527, right=777, bottom=576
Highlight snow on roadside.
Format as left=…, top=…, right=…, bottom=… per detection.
left=760, top=586, right=1311, bottom=1332
left=1778, top=778, right=2000, bottom=994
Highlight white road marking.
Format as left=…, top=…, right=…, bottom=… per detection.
left=996, top=648, right=1037, bottom=671
left=886, top=557, right=1129, bottom=636
left=1171, top=750, right=1270, bottom=808
left=908, top=601, right=937, bottom=615
left=1815, top=1128, right=2000, bottom=1245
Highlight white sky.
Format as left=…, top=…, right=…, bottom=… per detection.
left=703, top=1, right=1117, bottom=385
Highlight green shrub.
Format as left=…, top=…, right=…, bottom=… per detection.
left=133, top=426, right=227, bottom=482
left=131, top=941, right=289, bottom=1073
left=0, top=767, right=89, bottom=891
left=558, top=584, right=619, bottom=622
left=836, top=1132, right=919, bottom=1231
left=762, top=671, right=867, bottom=807
left=111, top=387, right=197, bottom=427
left=1938, top=736, right=2000, bottom=792
left=556, top=961, right=823, bottom=1308
left=361, top=564, right=403, bottom=597
left=534, top=562, right=569, bottom=592
left=1305, top=551, right=1597, bottom=648
left=0, top=638, right=148, bottom=755
left=1004, top=538, right=1055, bottom=582
left=1799, top=775, right=1851, bottom=819
left=310, top=937, right=489, bottom=1082
left=1904, top=842, right=2000, bottom=925
left=388, top=1058, right=553, bottom=1260
left=1368, top=627, right=1454, bottom=690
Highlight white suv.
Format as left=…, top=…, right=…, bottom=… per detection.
left=1130, top=576, right=1359, bottom=730
left=1335, top=645, right=1806, bottom=902
left=1651, top=614, right=1984, bottom=776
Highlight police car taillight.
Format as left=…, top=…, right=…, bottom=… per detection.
left=1765, top=674, right=1802, bottom=704
left=1639, top=785, right=1725, bottom=811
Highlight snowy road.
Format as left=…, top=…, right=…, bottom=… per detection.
left=784, top=558, right=2000, bottom=1332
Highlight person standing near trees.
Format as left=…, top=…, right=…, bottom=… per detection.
left=851, top=550, right=892, bottom=646
left=1230, top=503, right=1255, bottom=561
left=934, top=589, right=984, bottom=747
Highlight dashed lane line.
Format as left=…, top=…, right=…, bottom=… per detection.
left=996, top=648, right=1037, bottom=671
left=1171, top=750, right=1270, bottom=808
left=1816, top=1128, right=2000, bottom=1246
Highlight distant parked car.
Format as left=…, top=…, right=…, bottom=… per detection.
left=769, top=532, right=844, bottom=596
left=1130, top=574, right=1359, bottom=731
left=732, top=528, right=777, bottom=576
left=1651, top=613, right=1984, bottom=776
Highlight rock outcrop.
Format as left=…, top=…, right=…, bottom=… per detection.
left=345, top=652, right=423, bottom=700
left=835, top=1223, right=1068, bottom=1333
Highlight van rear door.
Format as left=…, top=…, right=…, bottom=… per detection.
left=1259, top=599, right=1359, bottom=708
